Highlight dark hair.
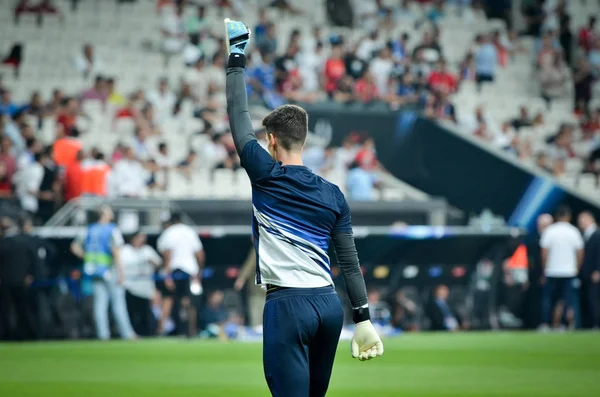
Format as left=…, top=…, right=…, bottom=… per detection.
left=158, top=142, right=167, bottom=151
left=262, top=104, right=308, bottom=151
left=555, top=205, right=572, bottom=220
left=169, top=212, right=183, bottom=223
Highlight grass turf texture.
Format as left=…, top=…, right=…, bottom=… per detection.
left=0, top=332, right=598, bottom=397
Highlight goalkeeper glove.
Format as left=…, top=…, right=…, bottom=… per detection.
left=351, top=320, right=384, bottom=361
left=224, top=18, right=251, bottom=56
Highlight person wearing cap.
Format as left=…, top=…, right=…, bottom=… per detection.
left=70, top=206, right=136, bottom=340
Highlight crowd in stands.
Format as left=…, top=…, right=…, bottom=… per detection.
left=1, top=0, right=599, bottom=223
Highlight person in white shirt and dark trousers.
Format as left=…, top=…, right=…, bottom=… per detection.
left=157, top=213, right=205, bottom=337
left=121, top=231, right=162, bottom=337
left=539, top=206, right=584, bottom=330
left=577, top=211, right=600, bottom=329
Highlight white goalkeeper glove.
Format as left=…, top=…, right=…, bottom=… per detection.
left=351, top=320, right=384, bottom=361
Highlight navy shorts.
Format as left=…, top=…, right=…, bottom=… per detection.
left=263, top=285, right=344, bottom=397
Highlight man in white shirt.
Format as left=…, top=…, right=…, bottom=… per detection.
left=369, top=46, right=394, bottom=97
left=539, top=206, right=584, bottom=330
left=16, top=151, right=44, bottom=218
left=157, top=213, right=205, bottom=336
left=73, top=44, right=104, bottom=79
left=110, top=146, right=148, bottom=198
left=146, top=78, right=176, bottom=129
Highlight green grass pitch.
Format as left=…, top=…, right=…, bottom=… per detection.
left=1, top=332, right=599, bottom=396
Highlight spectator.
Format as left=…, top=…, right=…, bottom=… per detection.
left=521, top=0, right=545, bottom=37
left=15, top=150, right=45, bottom=219
left=324, top=45, right=346, bottom=98
left=177, top=150, right=198, bottom=179
left=367, top=289, right=391, bottom=327
left=390, top=72, right=419, bottom=106
left=183, top=56, right=209, bottom=107
left=298, top=41, right=325, bottom=93
left=201, top=290, right=228, bottom=338
left=427, top=284, right=460, bottom=331
left=274, top=44, right=300, bottom=91
left=333, top=75, right=355, bottom=104
left=354, top=68, right=379, bottom=103
left=588, top=38, right=600, bottom=77
left=160, top=4, right=185, bottom=66
left=63, top=150, right=84, bottom=202
left=344, top=44, right=368, bottom=80
left=146, top=78, right=176, bottom=128
left=539, top=206, right=583, bottom=331
left=37, top=146, right=59, bottom=224
left=578, top=16, right=597, bottom=54
left=428, top=58, right=458, bottom=94
left=354, top=0, right=379, bottom=32
left=510, top=106, right=533, bottom=130
left=17, top=137, right=42, bottom=171
left=412, top=30, right=442, bottom=64
left=459, top=52, right=476, bottom=81
left=540, top=52, right=569, bottom=108
left=370, top=46, right=394, bottom=97
left=53, top=126, right=82, bottom=168
left=577, top=211, right=600, bottom=329
left=357, top=30, right=383, bottom=61
left=559, top=14, right=573, bottom=66
left=205, top=52, right=227, bottom=96
left=256, top=22, right=278, bottom=56
left=121, top=230, right=162, bottom=337
left=111, top=146, right=148, bottom=198
left=391, top=290, right=418, bottom=331
left=81, top=75, right=109, bottom=103
left=56, top=97, right=84, bottom=137
left=536, top=31, right=561, bottom=69
left=0, top=216, right=37, bottom=340
left=254, top=8, right=270, bottom=42
left=24, top=91, right=45, bottom=122
left=74, top=44, right=104, bottom=79
left=0, top=135, right=16, bottom=186
left=346, top=161, right=380, bottom=201
left=106, top=78, right=126, bottom=107
left=0, top=161, right=11, bottom=198
left=0, top=90, right=20, bottom=118
left=573, top=56, right=594, bottom=110
left=474, top=34, right=498, bottom=90
left=185, top=4, right=207, bottom=38
left=45, top=89, right=64, bottom=116
left=281, top=70, right=321, bottom=103
left=130, top=126, right=152, bottom=161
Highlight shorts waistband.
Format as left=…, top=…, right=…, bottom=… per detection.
left=265, top=285, right=336, bottom=301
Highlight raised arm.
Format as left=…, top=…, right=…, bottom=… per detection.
left=226, top=56, right=256, bottom=155
left=224, top=19, right=255, bottom=156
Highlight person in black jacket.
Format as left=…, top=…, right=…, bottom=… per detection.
left=578, top=211, right=600, bottom=329
left=427, top=284, right=460, bottom=332
left=0, top=216, right=37, bottom=340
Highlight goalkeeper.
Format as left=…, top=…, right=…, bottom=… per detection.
left=224, top=19, right=384, bottom=397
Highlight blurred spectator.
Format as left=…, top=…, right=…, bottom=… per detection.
left=559, top=14, right=573, bottom=66
left=344, top=44, right=368, bottom=80
left=81, top=151, right=110, bottom=197
left=201, top=290, right=228, bottom=337
left=412, top=30, right=442, bottom=64
left=254, top=8, right=270, bottom=42
left=256, top=22, right=278, bottom=56
left=0, top=90, right=20, bottom=118
left=578, top=16, right=597, bottom=54
left=521, top=0, right=545, bottom=37
left=357, top=30, right=382, bottom=61
left=324, top=45, right=346, bottom=98
left=111, top=146, right=148, bottom=198
left=589, top=38, right=600, bottom=77
left=539, top=206, right=583, bottom=331
left=427, top=284, right=460, bottom=331
left=63, top=150, right=84, bottom=202
left=389, top=32, right=410, bottom=64
left=122, top=231, right=162, bottom=337
left=274, top=44, right=300, bottom=91
left=536, top=31, right=561, bottom=69
left=184, top=57, right=209, bottom=106
left=459, top=52, right=476, bottom=81
left=510, top=106, right=533, bottom=131
left=146, top=78, right=176, bottom=128
left=81, top=76, right=109, bottom=103
left=346, top=161, right=380, bottom=201
left=367, top=289, right=391, bottom=327
left=354, top=68, right=379, bottom=103
left=52, top=127, right=82, bottom=168
left=370, top=46, right=394, bottom=97
left=15, top=150, right=45, bottom=219
left=131, top=127, right=152, bottom=161
left=428, top=58, right=458, bottom=95
left=24, top=91, right=45, bottom=122
left=573, top=57, right=594, bottom=110
left=0, top=135, right=16, bottom=184
left=177, top=150, right=198, bottom=179
left=45, top=89, right=64, bottom=116
left=37, top=146, right=59, bottom=224
left=107, top=78, right=126, bottom=107
left=205, top=52, right=227, bottom=95
left=535, top=152, right=553, bottom=173
left=74, top=44, right=104, bottom=79
left=0, top=216, right=36, bottom=340
left=391, top=290, right=418, bottom=331
left=298, top=41, right=325, bottom=93
left=475, top=34, right=498, bottom=90
left=185, top=4, right=207, bottom=38
left=17, top=137, right=42, bottom=171
left=160, top=4, right=186, bottom=66
left=390, top=72, right=419, bottom=107
left=540, top=52, right=569, bottom=108
left=56, top=97, right=84, bottom=137
left=354, top=0, right=379, bottom=32
left=577, top=211, right=600, bottom=329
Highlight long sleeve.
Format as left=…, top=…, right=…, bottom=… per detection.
left=331, top=231, right=369, bottom=323
left=226, top=54, right=256, bottom=156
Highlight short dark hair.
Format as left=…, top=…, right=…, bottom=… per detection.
left=262, top=105, right=308, bottom=151
left=555, top=205, right=572, bottom=220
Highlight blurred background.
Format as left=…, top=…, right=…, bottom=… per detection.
left=0, top=0, right=599, bottom=342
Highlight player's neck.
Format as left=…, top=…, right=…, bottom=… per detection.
left=277, top=151, right=304, bottom=167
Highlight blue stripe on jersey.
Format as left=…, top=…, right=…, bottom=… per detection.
left=254, top=213, right=332, bottom=276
